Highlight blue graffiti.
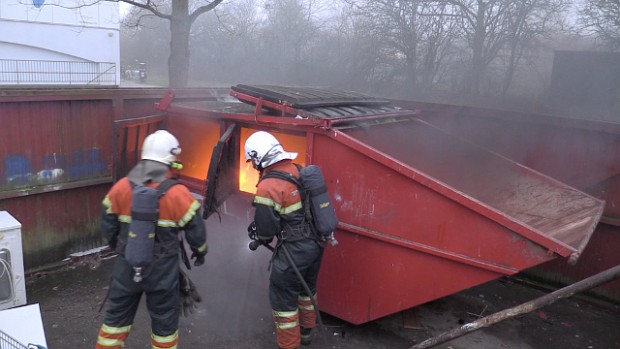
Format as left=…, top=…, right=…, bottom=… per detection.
left=33, top=0, right=45, bottom=8
left=3, top=148, right=108, bottom=187
left=5, top=155, right=33, bottom=185
left=66, top=148, right=107, bottom=179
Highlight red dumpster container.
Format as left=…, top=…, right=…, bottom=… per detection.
left=163, top=85, right=604, bottom=325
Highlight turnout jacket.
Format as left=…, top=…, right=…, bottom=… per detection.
left=101, top=176, right=207, bottom=258
left=253, top=160, right=305, bottom=240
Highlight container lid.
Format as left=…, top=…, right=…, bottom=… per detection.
left=231, top=84, right=392, bottom=108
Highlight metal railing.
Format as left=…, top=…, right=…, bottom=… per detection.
left=0, top=328, right=29, bottom=349
left=0, top=59, right=117, bottom=86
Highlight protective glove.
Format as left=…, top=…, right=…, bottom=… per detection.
left=191, top=251, right=206, bottom=267
left=247, top=221, right=257, bottom=240
left=179, top=269, right=202, bottom=317
left=248, top=221, right=273, bottom=244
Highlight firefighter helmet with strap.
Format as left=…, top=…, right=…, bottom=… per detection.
left=244, top=131, right=297, bottom=170
left=141, top=130, right=182, bottom=166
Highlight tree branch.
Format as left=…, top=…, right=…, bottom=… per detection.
left=190, top=0, right=226, bottom=25
left=116, top=0, right=172, bottom=19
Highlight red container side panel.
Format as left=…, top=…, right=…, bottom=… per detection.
left=341, top=119, right=602, bottom=258
left=309, top=118, right=602, bottom=323
left=313, top=132, right=559, bottom=323
left=316, top=133, right=550, bottom=269
left=319, top=232, right=507, bottom=324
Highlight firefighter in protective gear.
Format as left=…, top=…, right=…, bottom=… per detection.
left=95, top=130, right=207, bottom=349
left=245, top=131, right=324, bottom=348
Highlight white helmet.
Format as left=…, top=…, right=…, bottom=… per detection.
left=244, top=131, right=297, bottom=170
left=141, top=130, right=181, bottom=166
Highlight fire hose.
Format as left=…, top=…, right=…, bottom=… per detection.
left=248, top=236, right=329, bottom=347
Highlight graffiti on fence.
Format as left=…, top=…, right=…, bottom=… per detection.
left=3, top=148, right=108, bottom=189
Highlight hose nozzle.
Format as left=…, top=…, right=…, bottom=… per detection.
left=248, top=239, right=261, bottom=251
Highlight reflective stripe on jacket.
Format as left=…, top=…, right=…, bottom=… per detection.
left=101, top=176, right=207, bottom=255
left=253, top=160, right=303, bottom=240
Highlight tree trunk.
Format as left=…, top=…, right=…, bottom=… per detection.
left=404, top=2, right=419, bottom=94
left=169, top=0, right=191, bottom=88
left=469, top=1, right=487, bottom=95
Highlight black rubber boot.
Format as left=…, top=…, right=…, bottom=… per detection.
left=300, top=327, right=312, bottom=346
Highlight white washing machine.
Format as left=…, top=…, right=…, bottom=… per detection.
left=0, top=211, right=26, bottom=310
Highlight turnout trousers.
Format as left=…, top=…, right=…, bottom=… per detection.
left=95, top=255, right=180, bottom=349
left=269, top=239, right=324, bottom=349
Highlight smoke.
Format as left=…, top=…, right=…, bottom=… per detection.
left=185, top=193, right=273, bottom=337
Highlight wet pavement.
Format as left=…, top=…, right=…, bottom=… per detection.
left=23, top=194, right=620, bottom=349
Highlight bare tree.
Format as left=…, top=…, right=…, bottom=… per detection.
left=344, top=1, right=461, bottom=94
left=316, top=7, right=396, bottom=92
left=121, top=7, right=170, bottom=76
left=116, top=0, right=225, bottom=88
left=495, top=0, right=567, bottom=95
left=417, top=2, right=460, bottom=89
left=115, top=0, right=570, bottom=98
left=346, top=1, right=421, bottom=92
left=190, top=0, right=265, bottom=83
left=261, top=0, right=322, bottom=84
left=437, top=0, right=568, bottom=95
left=578, top=0, right=620, bottom=48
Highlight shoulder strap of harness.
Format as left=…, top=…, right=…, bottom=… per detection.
left=261, top=171, right=302, bottom=192
left=156, top=178, right=179, bottom=197
left=128, top=178, right=179, bottom=195
left=261, top=165, right=316, bottom=234
left=260, top=163, right=304, bottom=195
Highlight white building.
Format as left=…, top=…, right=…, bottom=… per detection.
left=0, top=0, right=120, bottom=86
